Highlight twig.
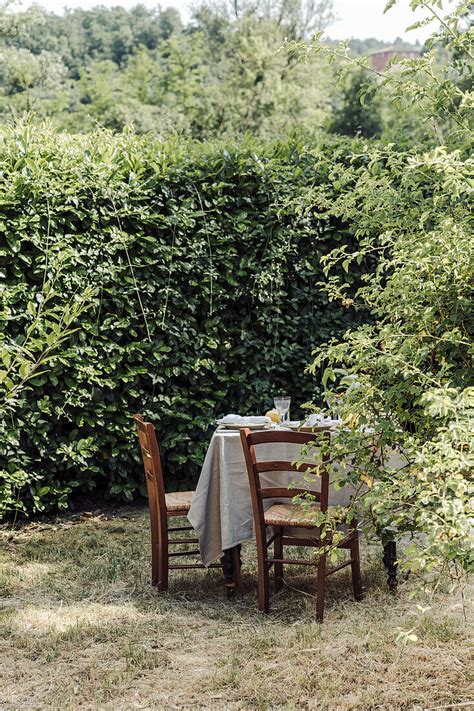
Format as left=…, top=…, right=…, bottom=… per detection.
left=193, top=184, right=214, bottom=317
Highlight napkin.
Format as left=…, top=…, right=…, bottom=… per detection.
left=217, top=414, right=272, bottom=425
left=304, top=413, right=341, bottom=427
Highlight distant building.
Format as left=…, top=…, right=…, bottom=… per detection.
left=370, top=46, right=422, bottom=72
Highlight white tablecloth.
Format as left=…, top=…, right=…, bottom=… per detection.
left=188, top=428, right=357, bottom=566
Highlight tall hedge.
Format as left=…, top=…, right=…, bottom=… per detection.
left=0, top=123, right=369, bottom=514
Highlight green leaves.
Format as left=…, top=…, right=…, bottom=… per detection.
left=383, top=1, right=398, bottom=13
left=0, top=125, right=367, bottom=517
left=300, top=0, right=474, bottom=582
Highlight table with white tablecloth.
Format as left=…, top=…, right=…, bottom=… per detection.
left=188, top=427, right=403, bottom=589
left=187, top=427, right=357, bottom=567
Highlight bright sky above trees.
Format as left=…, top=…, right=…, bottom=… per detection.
left=20, top=0, right=434, bottom=42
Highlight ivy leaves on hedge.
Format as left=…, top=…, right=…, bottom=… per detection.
left=0, top=124, right=368, bottom=514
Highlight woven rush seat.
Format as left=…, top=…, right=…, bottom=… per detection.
left=264, top=502, right=321, bottom=528
left=165, top=491, right=194, bottom=512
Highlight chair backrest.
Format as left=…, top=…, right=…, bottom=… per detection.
left=239, top=429, right=330, bottom=526
left=133, top=414, right=168, bottom=543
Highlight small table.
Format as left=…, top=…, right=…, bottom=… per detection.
left=188, top=427, right=384, bottom=592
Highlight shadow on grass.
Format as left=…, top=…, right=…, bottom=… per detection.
left=2, top=509, right=398, bottom=624
left=1, top=510, right=470, bottom=710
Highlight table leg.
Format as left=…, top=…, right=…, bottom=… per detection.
left=221, top=545, right=244, bottom=598
left=222, top=548, right=235, bottom=596
left=383, top=541, right=398, bottom=590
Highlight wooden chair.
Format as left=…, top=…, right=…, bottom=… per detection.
left=134, top=414, right=226, bottom=591
left=240, top=428, right=363, bottom=621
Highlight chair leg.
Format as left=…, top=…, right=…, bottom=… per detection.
left=256, top=524, right=270, bottom=613
left=157, top=552, right=169, bottom=592
left=151, top=543, right=160, bottom=588
left=152, top=547, right=169, bottom=591
left=274, top=526, right=283, bottom=592
left=154, top=532, right=169, bottom=592
left=258, top=561, right=270, bottom=613
left=316, top=551, right=326, bottom=622
left=350, top=538, right=363, bottom=601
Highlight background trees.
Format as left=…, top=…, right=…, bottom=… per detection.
left=329, top=68, right=383, bottom=138
left=0, top=0, right=420, bottom=139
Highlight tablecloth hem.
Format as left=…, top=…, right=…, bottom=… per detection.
left=201, top=534, right=254, bottom=567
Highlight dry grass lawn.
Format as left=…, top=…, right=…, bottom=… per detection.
left=0, top=506, right=472, bottom=710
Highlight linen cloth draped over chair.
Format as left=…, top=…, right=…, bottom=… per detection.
left=134, top=414, right=234, bottom=591
left=240, top=428, right=363, bottom=621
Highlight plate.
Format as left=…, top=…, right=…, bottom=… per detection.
left=216, top=422, right=271, bottom=431
left=284, top=423, right=335, bottom=431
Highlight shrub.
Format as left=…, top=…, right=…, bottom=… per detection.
left=0, top=124, right=370, bottom=515
left=294, top=0, right=473, bottom=578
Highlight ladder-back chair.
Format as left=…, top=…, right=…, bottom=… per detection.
left=134, top=414, right=225, bottom=591
left=240, top=428, right=363, bottom=621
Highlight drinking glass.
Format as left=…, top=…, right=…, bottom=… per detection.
left=274, top=394, right=291, bottom=424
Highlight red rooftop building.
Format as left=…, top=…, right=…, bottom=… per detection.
left=370, top=46, right=422, bottom=72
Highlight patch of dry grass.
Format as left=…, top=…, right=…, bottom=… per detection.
left=0, top=507, right=472, bottom=710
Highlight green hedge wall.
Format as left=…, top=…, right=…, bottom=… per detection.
left=0, top=124, right=369, bottom=514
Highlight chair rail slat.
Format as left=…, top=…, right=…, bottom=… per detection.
left=255, top=460, right=316, bottom=473
left=281, top=536, right=321, bottom=546
left=258, top=487, right=321, bottom=501
left=168, top=525, right=194, bottom=532
left=325, top=559, right=354, bottom=576
left=166, top=508, right=191, bottom=516
left=267, top=557, right=319, bottom=566
left=248, top=431, right=319, bottom=446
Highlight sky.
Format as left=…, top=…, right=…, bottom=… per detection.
left=17, top=0, right=441, bottom=43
